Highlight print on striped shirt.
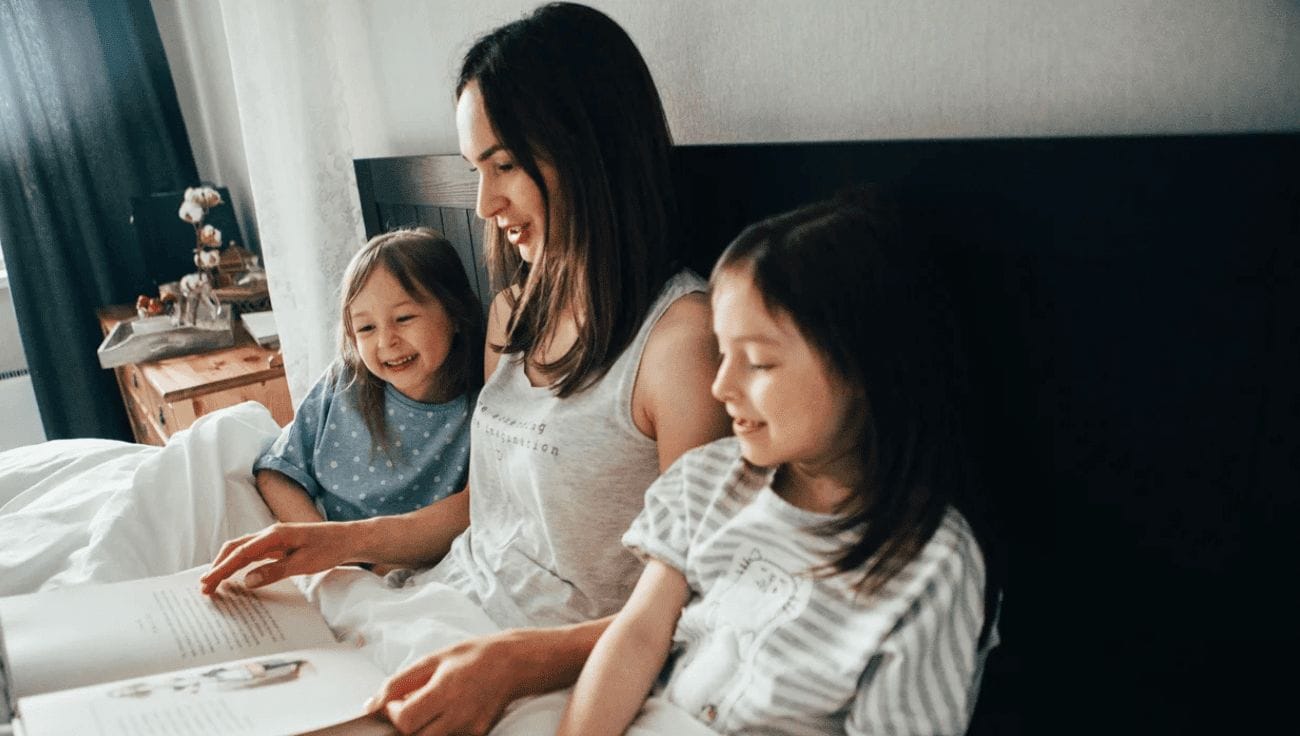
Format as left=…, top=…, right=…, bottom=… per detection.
left=666, top=546, right=812, bottom=722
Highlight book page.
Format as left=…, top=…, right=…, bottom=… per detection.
left=15, top=647, right=391, bottom=736
left=0, top=567, right=337, bottom=700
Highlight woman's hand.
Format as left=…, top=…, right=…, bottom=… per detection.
left=367, top=621, right=610, bottom=736
left=201, top=492, right=471, bottom=595
left=367, top=634, right=519, bottom=736
left=199, top=521, right=366, bottom=594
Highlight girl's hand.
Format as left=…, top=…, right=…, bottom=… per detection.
left=199, top=521, right=365, bottom=595
left=366, top=632, right=526, bottom=736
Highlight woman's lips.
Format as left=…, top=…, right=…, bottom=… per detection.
left=506, top=222, right=530, bottom=246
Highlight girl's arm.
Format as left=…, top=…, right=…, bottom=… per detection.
left=254, top=469, right=326, bottom=523
left=557, top=559, right=690, bottom=736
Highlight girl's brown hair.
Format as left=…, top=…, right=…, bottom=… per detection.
left=712, top=188, right=981, bottom=596
left=337, top=227, right=484, bottom=452
left=456, top=2, right=680, bottom=396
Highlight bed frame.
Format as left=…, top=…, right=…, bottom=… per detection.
left=355, top=133, right=1300, bottom=733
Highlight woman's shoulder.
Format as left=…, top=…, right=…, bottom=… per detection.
left=647, top=290, right=711, bottom=347
left=641, top=271, right=713, bottom=363
left=629, top=271, right=729, bottom=459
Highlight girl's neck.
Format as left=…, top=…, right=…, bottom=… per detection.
left=391, top=369, right=459, bottom=405
left=772, top=453, right=865, bottom=515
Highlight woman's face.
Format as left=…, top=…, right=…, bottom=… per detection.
left=456, top=80, right=560, bottom=265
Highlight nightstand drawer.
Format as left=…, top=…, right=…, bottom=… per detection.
left=122, top=362, right=165, bottom=424
left=122, top=389, right=167, bottom=446
left=97, top=305, right=293, bottom=445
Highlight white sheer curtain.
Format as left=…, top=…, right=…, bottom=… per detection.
left=215, top=0, right=370, bottom=402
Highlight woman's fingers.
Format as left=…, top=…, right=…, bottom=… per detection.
left=201, top=521, right=368, bottom=595
left=372, top=639, right=511, bottom=736
left=386, top=682, right=445, bottom=735
left=368, top=656, right=446, bottom=734
left=239, top=558, right=291, bottom=589
left=208, top=531, right=256, bottom=569
left=200, top=525, right=295, bottom=594
left=371, top=655, right=439, bottom=708
left=411, top=718, right=445, bottom=736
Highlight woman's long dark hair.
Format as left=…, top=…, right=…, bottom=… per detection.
left=338, top=227, right=484, bottom=454
left=712, top=188, right=978, bottom=596
left=457, top=2, right=680, bottom=396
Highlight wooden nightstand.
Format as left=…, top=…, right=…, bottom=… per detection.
left=97, top=305, right=294, bottom=445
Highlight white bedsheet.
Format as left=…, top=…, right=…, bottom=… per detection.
left=0, top=402, right=278, bottom=595
left=0, top=402, right=713, bottom=736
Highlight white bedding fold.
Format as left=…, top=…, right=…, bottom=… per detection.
left=0, top=402, right=277, bottom=596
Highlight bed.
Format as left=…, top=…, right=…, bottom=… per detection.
left=1, top=132, right=1297, bottom=733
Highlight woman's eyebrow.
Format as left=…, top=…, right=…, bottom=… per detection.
left=472, top=143, right=505, bottom=162
left=726, top=333, right=781, bottom=345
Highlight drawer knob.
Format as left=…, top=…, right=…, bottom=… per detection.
left=158, top=407, right=166, bottom=427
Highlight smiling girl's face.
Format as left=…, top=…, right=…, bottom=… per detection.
left=710, top=267, right=862, bottom=478
left=347, top=266, right=456, bottom=403
left=456, top=80, right=561, bottom=265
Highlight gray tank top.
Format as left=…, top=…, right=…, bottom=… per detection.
left=421, top=271, right=707, bottom=629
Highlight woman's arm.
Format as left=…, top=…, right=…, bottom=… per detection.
left=254, top=469, right=326, bottom=523
left=633, top=292, right=732, bottom=471
left=200, top=487, right=470, bottom=594
left=558, top=560, right=690, bottom=736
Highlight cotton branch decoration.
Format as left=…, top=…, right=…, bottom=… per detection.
left=179, top=186, right=224, bottom=280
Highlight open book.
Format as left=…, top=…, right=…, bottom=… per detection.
left=0, top=568, right=394, bottom=736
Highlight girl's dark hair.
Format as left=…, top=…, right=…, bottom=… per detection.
left=338, top=227, right=484, bottom=452
left=457, top=2, right=680, bottom=396
left=711, top=188, right=975, bottom=595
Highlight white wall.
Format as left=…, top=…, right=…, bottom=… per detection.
left=350, top=0, right=1300, bottom=153
left=156, top=0, right=1300, bottom=243
left=150, top=0, right=1300, bottom=394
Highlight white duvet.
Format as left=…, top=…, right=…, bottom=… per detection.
left=0, top=402, right=712, bottom=735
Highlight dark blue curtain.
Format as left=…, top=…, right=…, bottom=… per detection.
left=0, top=0, right=198, bottom=439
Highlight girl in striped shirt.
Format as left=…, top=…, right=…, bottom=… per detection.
left=559, top=190, right=999, bottom=735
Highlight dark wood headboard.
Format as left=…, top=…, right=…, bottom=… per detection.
left=355, top=133, right=1300, bottom=732
left=353, top=155, right=490, bottom=314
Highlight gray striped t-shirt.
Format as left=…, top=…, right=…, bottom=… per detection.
left=623, top=437, right=993, bottom=736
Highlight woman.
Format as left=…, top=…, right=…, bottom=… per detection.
left=201, top=4, right=729, bottom=734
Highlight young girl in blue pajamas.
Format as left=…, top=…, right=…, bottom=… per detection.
left=560, top=190, right=1000, bottom=735
left=252, top=227, right=483, bottom=524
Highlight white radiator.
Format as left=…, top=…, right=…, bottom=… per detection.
left=0, top=275, right=45, bottom=449
left=0, top=369, right=44, bottom=451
